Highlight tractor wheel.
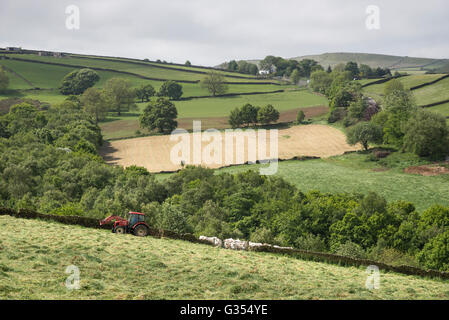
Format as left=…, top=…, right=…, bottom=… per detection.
left=115, top=226, right=126, bottom=235
left=133, top=225, right=149, bottom=237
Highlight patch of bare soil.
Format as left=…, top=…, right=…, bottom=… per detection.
left=404, top=163, right=449, bottom=176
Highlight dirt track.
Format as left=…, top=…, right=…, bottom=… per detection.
left=100, top=124, right=360, bottom=173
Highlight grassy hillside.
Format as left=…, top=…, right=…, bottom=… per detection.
left=289, top=52, right=447, bottom=70
left=428, top=102, right=449, bottom=118
left=1, top=215, right=448, bottom=300
left=362, top=74, right=449, bottom=116
left=412, top=77, right=449, bottom=106
left=210, top=152, right=449, bottom=212
left=0, top=53, right=296, bottom=113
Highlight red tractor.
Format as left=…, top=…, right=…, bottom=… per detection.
left=100, top=212, right=150, bottom=237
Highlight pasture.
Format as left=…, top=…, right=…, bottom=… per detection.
left=1, top=215, right=449, bottom=300
left=362, top=74, right=449, bottom=118
left=100, top=89, right=329, bottom=140
left=214, top=152, right=449, bottom=212
left=100, top=124, right=359, bottom=172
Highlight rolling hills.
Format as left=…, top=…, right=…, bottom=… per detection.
left=1, top=215, right=449, bottom=300
left=291, top=52, right=448, bottom=72
left=247, top=52, right=448, bottom=73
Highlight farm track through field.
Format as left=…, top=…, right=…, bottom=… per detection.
left=100, top=124, right=358, bottom=173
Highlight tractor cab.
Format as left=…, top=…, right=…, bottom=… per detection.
left=127, top=211, right=145, bottom=227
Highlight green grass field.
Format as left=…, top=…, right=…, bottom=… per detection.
left=71, top=54, right=262, bottom=79
left=99, top=90, right=328, bottom=139
left=0, top=54, right=288, bottom=106
left=362, top=74, right=449, bottom=116
left=427, top=102, right=449, bottom=118
left=1, top=215, right=448, bottom=300
left=412, top=77, right=449, bottom=106
left=6, top=54, right=268, bottom=83
left=191, top=152, right=449, bottom=213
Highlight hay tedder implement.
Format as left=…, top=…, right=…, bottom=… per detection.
left=100, top=212, right=150, bottom=237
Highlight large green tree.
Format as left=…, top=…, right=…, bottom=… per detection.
left=59, top=68, right=100, bottom=95
left=136, top=84, right=156, bottom=102
left=80, top=88, right=109, bottom=124
left=402, top=111, right=449, bottom=159
left=139, top=97, right=178, bottom=133
left=103, top=78, right=137, bottom=116
left=346, top=121, right=383, bottom=151
left=158, top=81, right=183, bottom=100
left=257, top=104, right=280, bottom=125
left=240, top=103, right=259, bottom=127
left=200, top=71, right=228, bottom=96
left=229, top=107, right=243, bottom=128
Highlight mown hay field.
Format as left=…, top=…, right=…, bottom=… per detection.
left=101, top=124, right=359, bottom=172
left=1, top=215, right=449, bottom=300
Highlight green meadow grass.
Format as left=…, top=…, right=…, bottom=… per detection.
left=173, top=89, right=327, bottom=118
left=362, top=74, right=446, bottom=98
left=427, top=102, right=449, bottom=118
left=3, top=69, right=32, bottom=89
left=0, top=57, right=286, bottom=105
left=1, top=215, right=448, bottom=300
left=212, top=152, right=449, bottom=212
left=362, top=74, right=449, bottom=116
left=412, top=77, right=449, bottom=106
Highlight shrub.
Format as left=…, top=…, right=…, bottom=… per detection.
left=332, top=241, right=366, bottom=259
left=402, top=110, right=449, bottom=159
left=296, top=110, right=305, bottom=124
left=250, top=227, right=275, bottom=244
left=294, top=233, right=327, bottom=252
left=418, top=231, right=449, bottom=271
left=257, top=105, right=279, bottom=125
left=59, top=69, right=100, bottom=95
left=160, top=201, right=192, bottom=234
left=158, top=81, right=183, bottom=100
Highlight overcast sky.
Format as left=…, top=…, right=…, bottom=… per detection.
left=0, top=0, right=448, bottom=66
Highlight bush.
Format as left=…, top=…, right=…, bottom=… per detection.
left=296, top=110, right=305, bottom=124
left=158, top=81, right=183, bottom=100
left=332, top=241, right=366, bottom=259
left=257, top=105, right=279, bottom=125
left=250, top=227, right=275, bottom=244
left=418, top=231, right=449, bottom=271
left=59, top=69, right=100, bottom=95
left=160, top=201, right=192, bottom=234
left=294, top=233, right=327, bottom=252
left=402, top=110, right=449, bottom=159
left=139, top=97, right=178, bottom=133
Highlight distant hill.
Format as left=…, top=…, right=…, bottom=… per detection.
left=246, top=52, right=448, bottom=72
